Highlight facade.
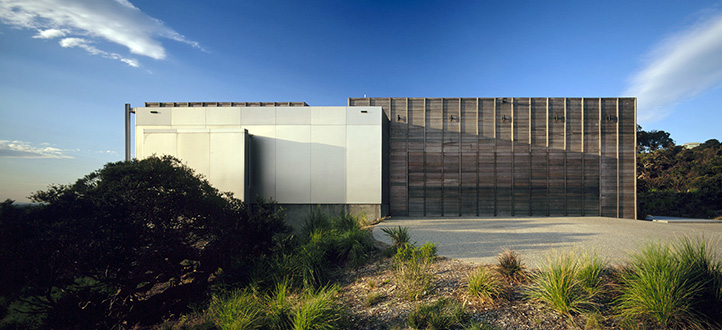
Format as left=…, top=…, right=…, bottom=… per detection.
left=133, top=102, right=386, bottom=221
left=349, top=97, right=636, bottom=219
left=129, top=97, right=636, bottom=221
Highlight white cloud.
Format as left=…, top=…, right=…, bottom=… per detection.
left=32, top=28, right=66, bottom=39
left=0, top=140, right=74, bottom=159
left=625, top=11, right=722, bottom=123
left=0, top=0, right=203, bottom=67
left=59, top=37, right=139, bottom=67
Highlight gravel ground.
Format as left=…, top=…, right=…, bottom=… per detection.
left=337, top=251, right=577, bottom=330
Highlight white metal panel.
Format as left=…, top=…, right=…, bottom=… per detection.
left=311, top=125, right=346, bottom=203
left=207, top=107, right=241, bottom=126
left=346, top=107, right=381, bottom=125
left=275, top=126, right=311, bottom=203
left=136, top=108, right=171, bottom=126
left=241, top=107, right=275, bottom=125
left=177, top=132, right=210, bottom=179
left=346, top=125, right=382, bottom=203
left=210, top=132, right=245, bottom=199
left=141, top=130, right=177, bottom=158
left=245, top=126, right=276, bottom=200
left=172, top=108, right=206, bottom=126
left=312, top=107, right=346, bottom=125
left=276, top=107, right=311, bottom=125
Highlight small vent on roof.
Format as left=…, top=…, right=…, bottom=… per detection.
left=361, top=110, right=368, bottom=113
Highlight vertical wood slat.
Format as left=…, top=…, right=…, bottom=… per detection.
left=349, top=97, right=635, bottom=219
left=511, top=98, right=515, bottom=216
left=616, top=98, right=620, bottom=218
left=599, top=98, right=602, bottom=216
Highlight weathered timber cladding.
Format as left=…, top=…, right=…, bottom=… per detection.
left=348, top=97, right=636, bottom=219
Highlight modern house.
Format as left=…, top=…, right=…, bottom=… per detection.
left=127, top=97, right=636, bottom=222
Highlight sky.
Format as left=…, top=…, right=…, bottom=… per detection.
left=1, top=0, right=722, bottom=202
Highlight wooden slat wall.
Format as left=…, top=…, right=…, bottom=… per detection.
left=348, top=97, right=636, bottom=219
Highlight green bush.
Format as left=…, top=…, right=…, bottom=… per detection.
left=0, top=156, right=288, bottom=328
left=406, top=299, right=468, bottom=330
left=292, top=286, right=347, bottom=330
left=616, top=238, right=722, bottom=329
left=526, top=252, right=597, bottom=317
left=393, top=242, right=437, bottom=300
left=467, top=266, right=502, bottom=303
left=206, top=289, right=265, bottom=330
left=381, top=226, right=411, bottom=250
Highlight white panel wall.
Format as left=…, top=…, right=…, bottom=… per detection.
left=177, top=131, right=210, bottom=179
left=275, top=126, right=311, bottom=203
left=311, top=125, right=346, bottom=202
left=246, top=126, right=276, bottom=199
left=135, top=105, right=382, bottom=204
left=347, top=125, right=382, bottom=203
left=210, top=132, right=245, bottom=197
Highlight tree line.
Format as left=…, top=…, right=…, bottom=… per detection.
left=637, top=125, right=722, bottom=219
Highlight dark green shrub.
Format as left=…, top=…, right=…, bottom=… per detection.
left=0, top=156, right=288, bottom=328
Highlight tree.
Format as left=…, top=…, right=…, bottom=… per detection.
left=637, top=125, right=675, bottom=153
left=0, top=156, right=287, bottom=328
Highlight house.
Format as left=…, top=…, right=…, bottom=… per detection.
left=127, top=97, right=636, bottom=223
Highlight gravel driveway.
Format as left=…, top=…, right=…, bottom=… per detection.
left=373, top=216, right=722, bottom=268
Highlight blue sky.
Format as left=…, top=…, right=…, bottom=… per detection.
left=2, top=0, right=722, bottom=202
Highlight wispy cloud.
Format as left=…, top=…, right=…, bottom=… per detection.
left=625, top=10, right=722, bottom=123
left=0, top=140, right=73, bottom=159
left=0, top=0, right=203, bottom=67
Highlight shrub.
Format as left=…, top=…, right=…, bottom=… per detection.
left=497, top=249, right=526, bottom=283
left=467, top=266, right=503, bottom=303
left=393, top=242, right=437, bottom=300
left=616, top=240, right=710, bottom=329
left=406, top=299, right=468, bottom=330
left=266, top=280, right=294, bottom=330
left=0, top=156, right=288, bottom=328
left=577, top=253, right=606, bottom=295
left=293, top=286, right=347, bottom=330
left=381, top=226, right=411, bottom=250
left=526, top=252, right=597, bottom=317
left=206, top=289, right=264, bottom=330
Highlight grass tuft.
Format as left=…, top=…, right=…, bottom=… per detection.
left=364, top=292, right=386, bottom=307
left=496, top=249, right=527, bottom=283
left=293, top=285, right=347, bottom=330
left=393, top=242, right=437, bottom=300
left=467, top=266, right=503, bottom=303
left=406, top=299, right=468, bottom=330
left=205, top=289, right=264, bottom=330
left=526, top=251, right=598, bottom=318
left=381, top=226, right=412, bottom=250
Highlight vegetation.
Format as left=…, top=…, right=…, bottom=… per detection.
left=637, top=126, right=722, bottom=219
left=616, top=238, right=722, bottom=329
left=381, top=226, right=411, bottom=250
left=496, top=249, right=527, bottom=283
left=525, top=252, right=603, bottom=318
left=0, top=156, right=287, bottom=329
left=405, top=299, right=468, bottom=330
left=392, top=242, right=438, bottom=300
left=466, top=266, right=503, bottom=303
